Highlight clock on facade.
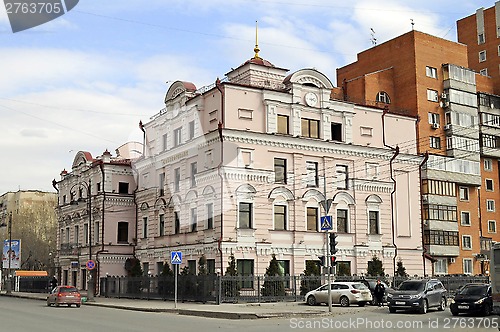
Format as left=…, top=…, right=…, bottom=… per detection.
left=304, top=92, right=318, bottom=107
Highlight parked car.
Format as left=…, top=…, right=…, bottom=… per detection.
left=450, top=283, right=492, bottom=316
left=47, top=286, right=82, bottom=307
left=305, top=282, right=373, bottom=307
left=355, top=279, right=390, bottom=305
left=387, top=279, right=447, bottom=314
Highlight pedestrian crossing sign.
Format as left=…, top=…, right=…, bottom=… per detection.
left=171, top=251, right=182, bottom=265
left=320, top=216, right=333, bottom=231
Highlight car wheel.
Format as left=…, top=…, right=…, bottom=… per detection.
left=451, top=308, right=459, bottom=316
left=46, top=301, right=51, bottom=307
left=307, top=295, right=317, bottom=306
left=419, top=300, right=428, bottom=314
left=484, top=304, right=491, bottom=316
left=438, top=297, right=446, bottom=311
left=55, top=303, right=59, bottom=307
left=340, top=296, right=350, bottom=307
left=76, top=304, right=81, bottom=308
left=389, top=306, right=396, bottom=313
left=358, top=302, right=366, bottom=307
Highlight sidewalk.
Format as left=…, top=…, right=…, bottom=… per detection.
left=0, top=291, right=380, bottom=319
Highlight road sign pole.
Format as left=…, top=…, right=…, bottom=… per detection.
left=174, top=264, right=178, bottom=309
left=327, top=231, right=332, bottom=313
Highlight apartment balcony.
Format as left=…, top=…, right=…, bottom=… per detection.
left=426, top=245, right=459, bottom=257
left=444, top=123, right=480, bottom=140
left=59, top=243, right=80, bottom=257
left=421, top=155, right=481, bottom=186
left=480, top=237, right=492, bottom=255
left=424, top=220, right=459, bottom=232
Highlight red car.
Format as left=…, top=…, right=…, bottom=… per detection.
left=47, top=286, right=81, bottom=307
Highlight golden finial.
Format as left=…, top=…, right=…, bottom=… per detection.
left=254, top=20, right=260, bottom=59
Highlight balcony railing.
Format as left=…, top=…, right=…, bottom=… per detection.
left=59, top=243, right=80, bottom=256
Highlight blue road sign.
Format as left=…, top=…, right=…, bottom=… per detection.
left=171, top=251, right=182, bottom=265
left=320, top=216, right=333, bottom=231
left=86, top=260, right=95, bottom=270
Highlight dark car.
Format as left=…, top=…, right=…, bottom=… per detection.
left=355, top=279, right=389, bottom=305
left=387, top=279, right=447, bottom=314
left=450, top=283, right=492, bottom=316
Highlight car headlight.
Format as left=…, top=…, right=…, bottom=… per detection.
left=475, top=297, right=486, bottom=305
left=410, top=294, right=422, bottom=300
left=387, top=293, right=393, bottom=299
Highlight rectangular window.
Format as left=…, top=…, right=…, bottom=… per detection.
left=434, top=258, right=448, bottom=274
left=459, top=187, right=469, bottom=201
left=118, top=182, right=129, bottom=194
left=430, top=137, right=440, bottom=149
left=207, top=259, right=216, bottom=275
left=428, top=112, right=440, bottom=124
left=463, top=259, right=473, bottom=275
left=336, top=165, right=348, bottom=189
left=163, top=134, right=168, bottom=151
left=427, top=89, right=439, bottom=102
left=277, top=115, right=289, bottom=134
left=237, top=260, right=254, bottom=288
left=306, top=161, right=319, bottom=187
left=174, top=211, right=180, bottom=234
left=207, top=203, right=214, bottom=229
left=484, top=159, right=493, bottom=171
left=84, top=223, right=89, bottom=244
left=191, top=162, right=197, bottom=188
left=274, top=205, right=286, bottom=230
left=174, top=168, right=180, bottom=192
left=143, top=217, right=148, bottom=238
left=480, top=68, right=488, bottom=76
left=174, top=127, right=182, bottom=147
left=460, top=211, right=470, bottom=226
left=274, top=158, right=287, bottom=184
left=421, top=180, right=456, bottom=197
left=159, top=173, right=165, bottom=196
left=423, top=204, right=458, bottom=222
left=426, top=66, right=438, bottom=79
left=331, top=123, right=342, bottom=141
left=189, top=120, right=195, bottom=140
left=238, top=202, right=252, bottom=229
left=462, top=235, right=472, bottom=250
left=487, top=200, right=495, bottom=212
left=65, top=227, right=70, bottom=243
left=74, top=225, right=79, bottom=245
left=365, top=163, right=379, bottom=179
left=306, top=207, right=318, bottom=231
left=277, top=260, right=291, bottom=287
left=159, top=214, right=165, bottom=236
left=190, top=207, right=197, bottom=232
left=369, top=211, right=379, bottom=235
left=486, top=179, right=494, bottom=191
left=479, top=50, right=487, bottom=62
left=478, top=33, right=485, bottom=44
left=424, top=230, right=459, bottom=246
left=301, top=118, right=320, bottom=138
left=94, top=221, right=99, bottom=244
left=337, top=209, right=348, bottom=233
left=117, top=222, right=128, bottom=243
left=188, top=260, right=196, bottom=275
left=488, top=220, right=497, bottom=233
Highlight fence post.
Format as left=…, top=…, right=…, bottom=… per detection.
left=118, top=277, right=121, bottom=299
left=257, top=275, right=261, bottom=303
left=294, top=275, right=297, bottom=302
left=217, top=274, right=221, bottom=305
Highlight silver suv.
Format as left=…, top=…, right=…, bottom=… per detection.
left=387, top=279, right=447, bottom=314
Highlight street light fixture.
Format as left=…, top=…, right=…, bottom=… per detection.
left=0, top=212, right=13, bottom=294
left=69, top=179, right=94, bottom=301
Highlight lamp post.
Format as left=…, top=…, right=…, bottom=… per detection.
left=70, top=179, right=93, bottom=301
left=0, top=212, right=13, bottom=294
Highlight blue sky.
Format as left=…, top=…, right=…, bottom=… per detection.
left=0, top=0, right=493, bottom=193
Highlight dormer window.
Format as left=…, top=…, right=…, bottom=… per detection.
left=376, top=91, right=391, bottom=104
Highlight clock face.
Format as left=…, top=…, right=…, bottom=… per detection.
left=305, top=92, right=318, bottom=107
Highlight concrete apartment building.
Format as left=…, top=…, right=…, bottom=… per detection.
left=53, top=143, right=140, bottom=291
left=337, top=28, right=498, bottom=276
left=133, top=45, right=424, bottom=278
left=457, top=1, right=500, bottom=272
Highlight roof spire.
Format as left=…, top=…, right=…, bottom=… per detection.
left=253, top=20, right=260, bottom=59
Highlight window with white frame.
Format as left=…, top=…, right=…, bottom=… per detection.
left=460, top=211, right=470, bottom=226
left=337, top=209, right=348, bottom=233
left=486, top=179, right=494, bottom=191
left=174, top=168, right=180, bottom=192
left=189, top=120, right=195, bottom=140
left=369, top=211, right=379, bottom=235
left=487, top=199, right=495, bottom=212
left=142, top=217, right=148, bottom=238
left=306, top=207, right=318, bottom=232
left=277, top=115, right=289, bottom=134
left=190, top=162, right=197, bottom=188
left=462, top=235, right=472, bottom=250
left=488, top=220, right=497, bottom=233
left=190, top=207, right=197, bottom=232
left=376, top=91, right=391, bottom=104
left=478, top=33, right=485, bottom=44
left=174, top=127, right=182, bottom=147
left=238, top=202, right=253, bottom=229
left=480, top=69, right=488, bottom=76
left=430, top=136, right=441, bottom=149
left=428, top=112, right=440, bottom=124
left=426, top=66, right=438, bottom=79
left=274, top=204, right=287, bottom=230
left=459, top=187, right=469, bottom=201
left=479, top=50, right=487, bottom=62
left=485, top=159, right=493, bottom=171
left=336, top=165, right=348, bottom=189
left=274, top=158, right=287, bottom=184
left=163, top=134, right=168, bottom=151
left=434, top=258, right=448, bottom=275
left=427, top=89, right=439, bottom=102
left=206, top=203, right=214, bottom=229
left=306, top=161, right=319, bottom=187
left=463, top=259, right=473, bottom=275
left=159, top=214, right=165, bottom=236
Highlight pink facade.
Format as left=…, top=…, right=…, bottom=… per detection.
left=134, top=54, right=424, bottom=277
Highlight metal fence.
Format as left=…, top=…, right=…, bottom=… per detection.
left=99, top=274, right=490, bottom=303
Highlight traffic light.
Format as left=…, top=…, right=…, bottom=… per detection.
left=318, top=256, right=325, bottom=267
left=330, top=256, right=337, bottom=266
left=329, top=233, right=338, bottom=255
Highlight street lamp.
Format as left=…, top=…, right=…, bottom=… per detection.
left=0, top=212, right=13, bottom=294
left=69, top=179, right=94, bottom=301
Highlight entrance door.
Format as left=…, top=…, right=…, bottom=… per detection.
left=72, top=271, right=77, bottom=287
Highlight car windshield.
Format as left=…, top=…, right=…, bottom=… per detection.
left=398, top=281, right=425, bottom=291
left=352, top=284, right=368, bottom=290
left=60, top=287, right=78, bottom=293
left=458, top=285, right=488, bottom=296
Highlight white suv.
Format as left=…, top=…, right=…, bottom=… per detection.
left=305, top=281, right=373, bottom=307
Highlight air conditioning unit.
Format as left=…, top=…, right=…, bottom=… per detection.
left=422, top=196, right=428, bottom=203
left=432, top=122, right=440, bottom=129
left=441, top=92, right=448, bottom=100
left=449, top=257, right=456, bottom=264
left=444, top=124, right=451, bottom=130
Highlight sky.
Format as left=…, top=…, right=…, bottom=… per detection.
left=0, top=0, right=493, bottom=194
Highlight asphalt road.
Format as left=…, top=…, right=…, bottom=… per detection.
left=0, top=296, right=498, bottom=332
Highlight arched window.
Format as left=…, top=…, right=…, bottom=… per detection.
left=376, top=91, right=391, bottom=104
